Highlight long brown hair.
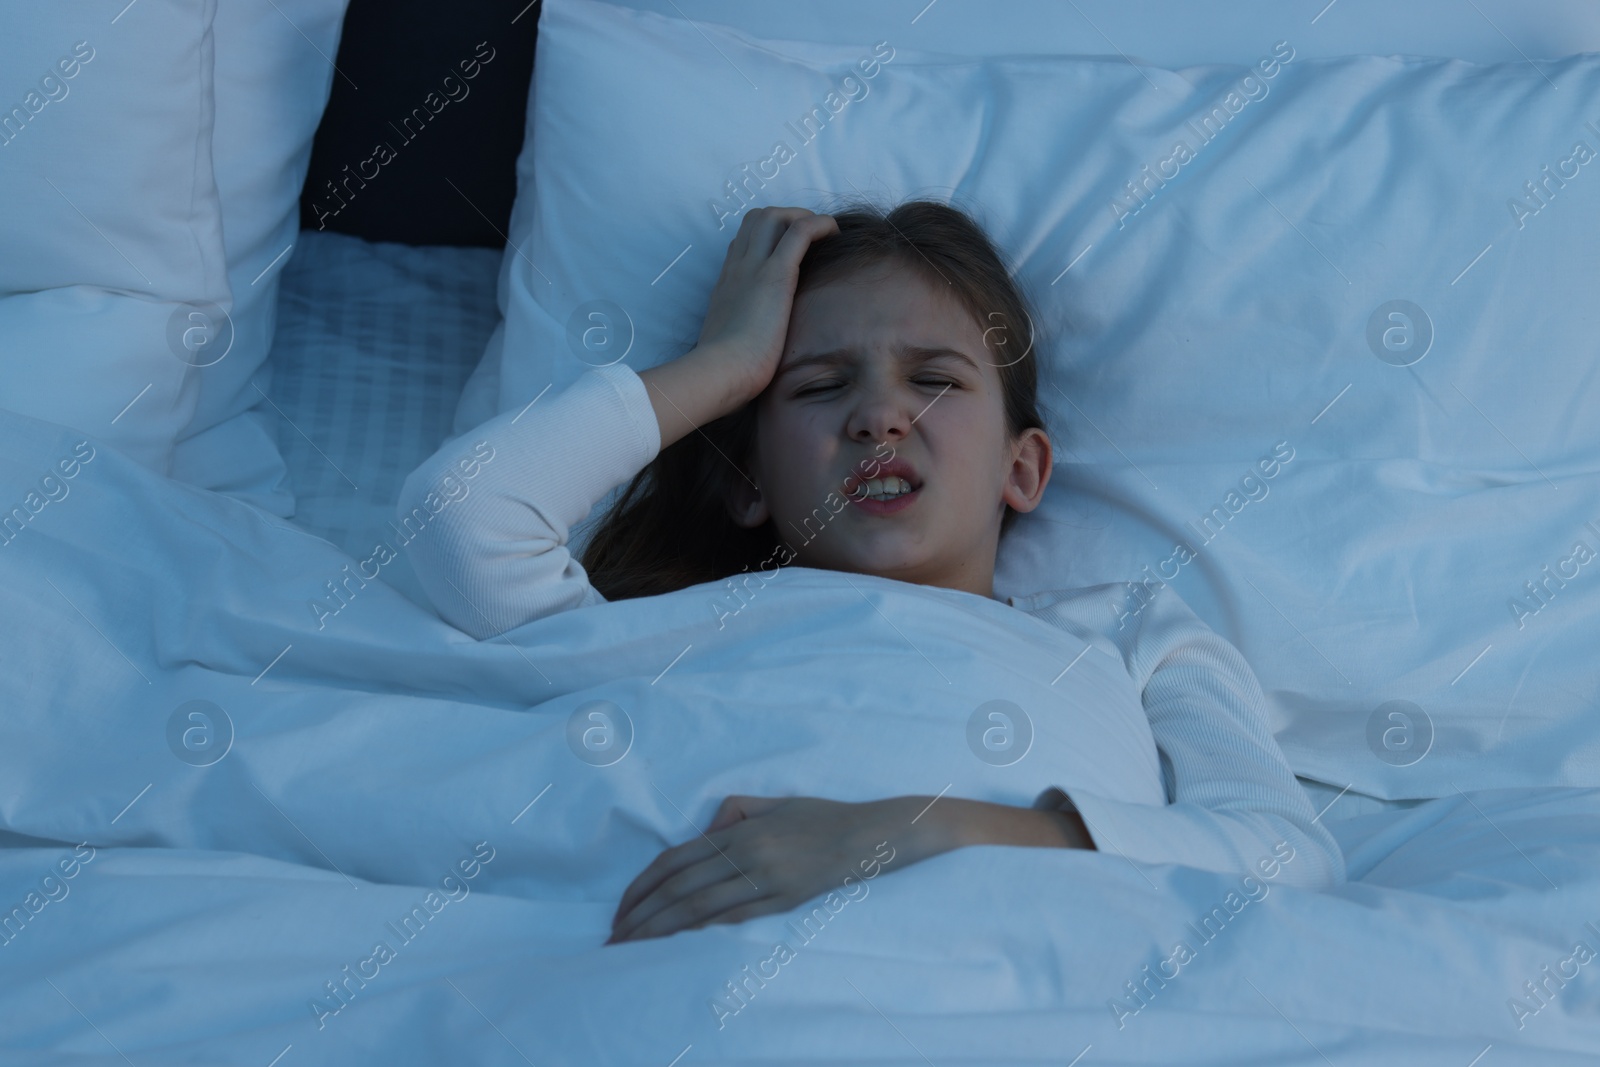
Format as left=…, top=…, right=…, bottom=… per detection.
left=577, top=196, right=1050, bottom=601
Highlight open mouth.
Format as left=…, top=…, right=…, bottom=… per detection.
left=844, top=474, right=921, bottom=502
left=842, top=474, right=923, bottom=515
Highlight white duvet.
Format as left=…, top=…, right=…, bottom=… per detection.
left=2, top=382, right=1598, bottom=1064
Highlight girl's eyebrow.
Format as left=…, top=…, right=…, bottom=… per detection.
left=778, top=344, right=980, bottom=378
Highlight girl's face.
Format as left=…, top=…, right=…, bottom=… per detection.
left=729, top=260, right=1051, bottom=601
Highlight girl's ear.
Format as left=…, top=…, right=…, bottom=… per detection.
left=1001, top=428, right=1052, bottom=515
left=725, top=474, right=770, bottom=528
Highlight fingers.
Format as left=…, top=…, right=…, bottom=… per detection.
left=611, top=853, right=727, bottom=940
left=611, top=836, right=719, bottom=926
left=608, top=794, right=823, bottom=944
left=610, top=856, right=770, bottom=943
left=707, top=793, right=785, bottom=833
left=769, top=213, right=840, bottom=272
left=727, top=206, right=789, bottom=260
left=728, top=206, right=833, bottom=265
left=690, top=895, right=787, bottom=931
left=615, top=794, right=792, bottom=922
left=706, top=795, right=745, bottom=834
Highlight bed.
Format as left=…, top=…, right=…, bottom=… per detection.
left=3, top=0, right=1599, bottom=1063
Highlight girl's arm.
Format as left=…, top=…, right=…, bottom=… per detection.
left=394, top=361, right=665, bottom=639
left=943, top=796, right=1095, bottom=849
left=396, top=206, right=837, bottom=638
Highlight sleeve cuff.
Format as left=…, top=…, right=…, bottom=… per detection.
left=1030, top=785, right=1339, bottom=889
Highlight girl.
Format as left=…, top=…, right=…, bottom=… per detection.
left=397, top=199, right=1345, bottom=945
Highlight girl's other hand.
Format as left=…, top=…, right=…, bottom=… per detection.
left=606, top=794, right=925, bottom=945
left=694, top=207, right=839, bottom=406
left=603, top=792, right=1095, bottom=945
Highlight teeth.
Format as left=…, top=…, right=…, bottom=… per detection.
left=858, top=476, right=913, bottom=500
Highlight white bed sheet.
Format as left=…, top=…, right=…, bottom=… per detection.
left=265, top=229, right=503, bottom=611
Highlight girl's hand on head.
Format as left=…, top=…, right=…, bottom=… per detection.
left=694, top=207, right=839, bottom=405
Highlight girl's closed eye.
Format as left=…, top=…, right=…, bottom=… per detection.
left=796, top=377, right=960, bottom=397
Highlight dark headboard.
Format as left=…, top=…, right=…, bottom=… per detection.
left=297, top=0, right=541, bottom=247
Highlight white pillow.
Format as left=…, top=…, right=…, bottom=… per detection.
left=0, top=0, right=229, bottom=476
left=165, top=0, right=351, bottom=517
left=466, top=0, right=1600, bottom=801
